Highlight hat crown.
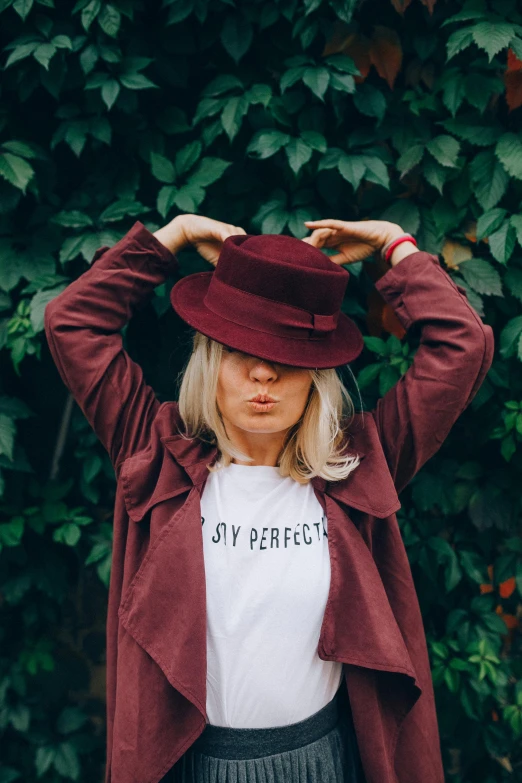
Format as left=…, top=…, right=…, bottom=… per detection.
left=215, top=233, right=348, bottom=314
left=236, top=233, right=338, bottom=271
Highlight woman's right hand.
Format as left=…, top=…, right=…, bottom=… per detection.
left=154, top=214, right=247, bottom=267
left=302, top=219, right=407, bottom=265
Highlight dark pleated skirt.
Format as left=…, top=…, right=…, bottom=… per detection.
left=165, top=678, right=366, bottom=783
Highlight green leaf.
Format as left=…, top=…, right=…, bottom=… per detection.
left=13, top=0, right=33, bottom=20
left=150, top=152, right=176, bottom=184
left=165, top=0, right=193, bottom=24
left=458, top=258, right=502, bottom=297
left=499, top=315, right=522, bottom=359
left=0, top=152, right=35, bottom=193
left=438, top=69, right=466, bottom=115
left=31, top=286, right=67, bottom=333
left=329, top=72, right=355, bottom=93
left=99, top=200, right=145, bottom=223
left=363, top=336, right=388, bottom=356
left=53, top=523, right=81, bottom=546
left=52, top=35, right=73, bottom=50
left=35, top=746, right=55, bottom=777
left=245, top=83, right=272, bottom=107
left=98, top=4, right=121, bottom=37
left=423, top=157, right=449, bottom=194
left=285, top=138, right=313, bottom=175
left=202, top=74, right=243, bottom=96
left=101, top=79, right=120, bottom=110
left=0, top=413, right=15, bottom=461
left=5, top=41, right=39, bottom=68
left=397, top=144, right=423, bottom=176
left=476, top=208, right=507, bottom=240
left=187, top=157, right=232, bottom=187
left=221, top=14, right=253, bottom=64
left=81, top=0, right=100, bottom=31
left=356, top=362, right=382, bottom=388
left=426, top=135, right=460, bottom=167
left=175, top=141, right=202, bottom=176
left=119, top=73, right=157, bottom=90
left=56, top=707, right=88, bottom=734
left=471, top=21, right=515, bottom=62
left=446, top=27, right=474, bottom=60
left=33, top=43, right=56, bottom=70
left=51, top=210, right=93, bottom=228
left=287, top=207, right=313, bottom=238
left=460, top=550, right=488, bottom=583
left=464, top=73, right=503, bottom=113
left=302, top=67, right=330, bottom=100
left=53, top=741, right=80, bottom=779
left=359, top=155, right=389, bottom=189
left=441, top=115, right=501, bottom=146
left=280, top=65, right=307, bottom=93
left=157, top=186, right=178, bottom=218
left=246, top=130, right=291, bottom=159
left=495, top=133, right=522, bottom=180
left=469, top=150, right=509, bottom=210
left=338, top=155, right=366, bottom=190
left=353, top=84, right=386, bottom=121
left=379, top=365, right=400, bottom=395
left=488, top=222, right=516, bottom=264
left=505, top=268, right=522, bottom=304
left=510, top=214, right=522, bottom=247
left=380, top=200, right=420, bottom=235
left=300, top=131, right=327, bottom=153
left=221, top=95, right=249, bottom=141
left=324, top=53, right=359, bottom=74
left=173, top=183, right=205, bottom=212
left=329, top=0, right=357, bottom=24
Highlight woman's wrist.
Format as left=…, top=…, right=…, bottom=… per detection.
left=380, top=227, right=418, bottom=267
left=153, top=216, right=188, bottom=255
left=388, top=241, right=418, bottom=267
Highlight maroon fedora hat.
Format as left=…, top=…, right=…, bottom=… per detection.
left=170, top=233, right=364, bottom=369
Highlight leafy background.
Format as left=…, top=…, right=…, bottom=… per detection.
left=0, top=0, right=521, bottom=780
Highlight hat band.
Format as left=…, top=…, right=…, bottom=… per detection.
left=204, top=275, right=339, bottom=340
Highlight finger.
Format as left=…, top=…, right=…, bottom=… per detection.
left=305, top=228, right=338, bottom=248
left=328, top=252, right=352, bottom=265
left=219, top=226, right=245, bottom=241
left=304, top=219, right=346, bottom=230
left=305, top=219, right=379, bottom=241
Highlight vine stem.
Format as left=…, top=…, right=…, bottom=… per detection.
left=49, top=392, right=74, bottom=481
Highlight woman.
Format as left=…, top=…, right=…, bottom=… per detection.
left=44, top=213, right=494, bottom=783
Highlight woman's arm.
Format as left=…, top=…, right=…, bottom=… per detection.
left=44, top=214, right=246, bottom=473
left=44, top=219, right=184, bottom=472
left=303, top=219, right=495, bottom=494
left=371, top=249, right=494, bottom=495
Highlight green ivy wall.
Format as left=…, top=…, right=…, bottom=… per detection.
left=0, top=0, right=521, bottom=780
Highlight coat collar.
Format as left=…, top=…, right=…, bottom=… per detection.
left=158, top=411, right=401, bottom=519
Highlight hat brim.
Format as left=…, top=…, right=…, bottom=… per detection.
left=170, top=272, right=364, bottom=369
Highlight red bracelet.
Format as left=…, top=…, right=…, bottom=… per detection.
left=382, top=234, right=417, bottom=264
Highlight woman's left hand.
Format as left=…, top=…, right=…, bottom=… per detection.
left=301, top=219, right=407, bottom=265
left=154, top=214, right=247, bottom=266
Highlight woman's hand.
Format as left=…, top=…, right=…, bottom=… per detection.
left=154, top=214, right=247, bottom=266
left=301, top=219, right=413, bottom=265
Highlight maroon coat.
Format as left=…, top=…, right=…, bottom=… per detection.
left=44, top=221, right=495, bottom=783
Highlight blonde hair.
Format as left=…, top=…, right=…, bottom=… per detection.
left=175, top=331, right=361, bottom=484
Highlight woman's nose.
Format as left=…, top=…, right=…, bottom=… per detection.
left=249, top=359, right=277, bottom=383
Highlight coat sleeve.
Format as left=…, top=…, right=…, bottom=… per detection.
left=44, top=220, right=179, bottom=472
left=370, top=250, right=495, bottom=496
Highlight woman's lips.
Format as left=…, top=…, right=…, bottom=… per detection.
left=247, top=401, right=278, bottom=412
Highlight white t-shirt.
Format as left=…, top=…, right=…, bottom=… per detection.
left=200, top=461, right=343, bottom=728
